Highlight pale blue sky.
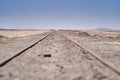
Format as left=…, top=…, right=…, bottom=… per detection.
left=0, top=0, right=120, bottom=29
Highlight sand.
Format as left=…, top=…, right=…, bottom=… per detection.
left=0, top=29, right=51, bottom=38
left=0, top=30, right=120, bottom=80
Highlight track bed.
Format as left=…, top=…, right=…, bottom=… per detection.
left=0, top=32, right=120, bottom=80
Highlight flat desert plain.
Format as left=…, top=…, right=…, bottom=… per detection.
left=0, top=29, right=120, bottom=80
left=0, top=29, right=51, bottom=38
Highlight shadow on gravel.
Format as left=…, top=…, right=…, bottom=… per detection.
left=0, top=35, right=5, bottom=38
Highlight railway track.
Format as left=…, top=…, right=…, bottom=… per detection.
left=0, top=31, right=54, bottom=67
left=58, top=31, right=120, bottom=75
left=0, top=30, right=120, bottom=76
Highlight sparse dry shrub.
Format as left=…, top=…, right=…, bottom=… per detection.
left=78, top=32, right=91, bottom=37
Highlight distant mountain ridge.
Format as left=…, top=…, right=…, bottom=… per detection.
left=95, top=28, right=113, bottom=30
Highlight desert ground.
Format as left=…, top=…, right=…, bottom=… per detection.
left=0, top=29, right=51, bottom=38
left=0, top=29, right=120, bottom=80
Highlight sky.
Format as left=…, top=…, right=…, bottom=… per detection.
left=0, top=0, right=120, bottom=29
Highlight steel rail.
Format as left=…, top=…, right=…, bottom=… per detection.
left=58, top=31, right=120, bottom=75
left=0, top=31, right=54, bottom=67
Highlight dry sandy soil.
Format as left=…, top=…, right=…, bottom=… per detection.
left=0, top=29, right=120, bottom=80
left=59, top=30, right=120, bottom=71
left=0, top=29, right=51, bottom=38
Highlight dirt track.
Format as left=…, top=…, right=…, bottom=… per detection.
left=0, top=30, right=120, bottom=80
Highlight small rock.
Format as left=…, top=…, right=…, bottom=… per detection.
left=43, top=54, right=51, bottom=57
